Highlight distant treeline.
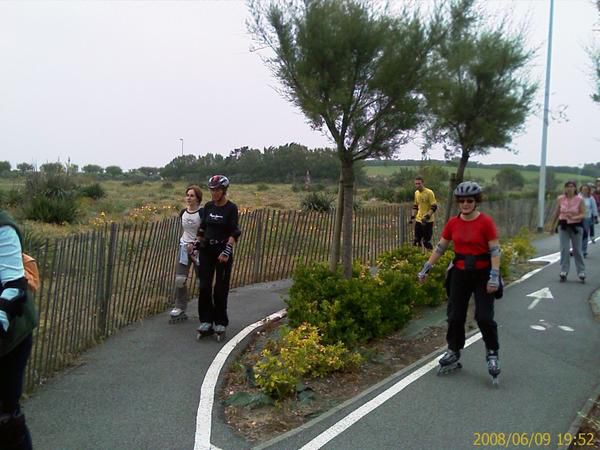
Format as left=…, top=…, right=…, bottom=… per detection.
left=365, top=159, right=600, bottom=178
left=160, top=143, right=366, bottom=184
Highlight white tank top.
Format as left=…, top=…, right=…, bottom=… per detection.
left=180, top=209, right=202, bottom=244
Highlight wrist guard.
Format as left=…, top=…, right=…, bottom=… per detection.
left=417, top=262, right=433, bottom=280
left=220, top=243, right=233, bottom=259
left=488, top=268, right=500, bottom=288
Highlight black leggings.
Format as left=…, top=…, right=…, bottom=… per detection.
left=446, top=268, right=498, bottom=352
left=0, top=334, right=33, bottom=450
left=413, top=221, right=434, bottom=250
left=197, top=244, right=233, bottom=326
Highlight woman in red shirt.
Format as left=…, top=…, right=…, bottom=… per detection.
left=418, top=181, right=502, bottom=384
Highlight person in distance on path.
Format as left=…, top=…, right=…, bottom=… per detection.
left=409, top=175, right=438, bottom=250
left=168, top=185, right=204, bottom=323
left=578, top=184, right=598, bottom=258
left=549, top=180, right=586, bottom=282
left=195, top=175, right=241, bottom=338
left=417, top=181, right=501, bottom=379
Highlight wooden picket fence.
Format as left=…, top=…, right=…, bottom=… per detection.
left=20, top=197, right=553, bottom=392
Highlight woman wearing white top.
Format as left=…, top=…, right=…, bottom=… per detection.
left=169, top=185, right=203, bottom=323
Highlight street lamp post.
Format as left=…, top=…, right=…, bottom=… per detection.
left=179, top=138, right=184, bottom=156
left=537, top=0, right=555, bottom=232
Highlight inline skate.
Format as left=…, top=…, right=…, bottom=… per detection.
left=437, top=349, right=462, bottom=375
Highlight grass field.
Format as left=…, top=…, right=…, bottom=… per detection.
left=364, top=164, right=585, bottom=186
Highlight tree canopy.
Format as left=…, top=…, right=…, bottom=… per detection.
left=248, top=0, right=442, bottom=277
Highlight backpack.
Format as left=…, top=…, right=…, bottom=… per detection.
left=23, top=253, right=40, bottom=292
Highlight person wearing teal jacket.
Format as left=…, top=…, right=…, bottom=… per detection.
left=0, top=210, right=37, bottom=450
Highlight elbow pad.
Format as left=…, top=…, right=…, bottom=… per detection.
left=434, top=243, right=447, bottom=256
left=431, top=204, right=438, bottom=212
left=490, top=246, right=501, bottom=258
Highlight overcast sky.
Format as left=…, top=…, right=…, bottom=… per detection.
left=0, top=0, right=598, bottom=171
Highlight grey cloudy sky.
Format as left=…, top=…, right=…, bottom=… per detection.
left=0, top=0, right=598, bottom=171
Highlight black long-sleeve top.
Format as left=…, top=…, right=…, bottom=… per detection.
left=200, top=200, right=241, bottom=242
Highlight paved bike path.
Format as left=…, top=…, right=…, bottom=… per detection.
left=254, top=235, right=600, bottom=450
left=24, top=280, right=291, bottom=450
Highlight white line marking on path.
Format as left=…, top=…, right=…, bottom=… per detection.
left=529, top=251, right=561, bottom=265
left=298, top=333, right=482, bottom=450
left=194, top=309, right=287, bottom=450
left=526, top=287, right=554, bottom=310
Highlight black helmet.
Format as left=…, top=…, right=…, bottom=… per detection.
left=208, top=175, right=230, bottom=190
left=454, top=181, right=482, bottom=197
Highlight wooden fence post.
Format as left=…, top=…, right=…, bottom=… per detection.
left=252, top=210, right=264, bottom=283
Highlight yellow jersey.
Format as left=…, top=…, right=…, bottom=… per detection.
left=413, top=188, right=437, bottom=223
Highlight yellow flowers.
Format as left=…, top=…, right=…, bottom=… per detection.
left=254, top=323, right=362, bottom=399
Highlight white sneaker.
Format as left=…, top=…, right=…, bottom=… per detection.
left=214, top=325, right=226, bottom=333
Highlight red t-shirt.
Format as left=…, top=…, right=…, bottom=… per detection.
left=441, top=213, right=498, bottom=269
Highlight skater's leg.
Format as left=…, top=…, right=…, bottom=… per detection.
left=581, top=218, right=591, bottom=257
left=0, top=335, right=33, bottom=450
left=446, top=269, right=472, bottom=352
left=558, top=228, right=571, bottom=275
left=473, top=270, right=499, bottom=352
left=422, top=222, right=434, bottom=251
left=197, top=248, right=217, bottom=324
left=213, top=255, right=233, bottom=327
left=173, top=262, right=190, bottom=312
left=569, top=227, right=585, bottom=277
left=412, top=222, right=423, bottom=247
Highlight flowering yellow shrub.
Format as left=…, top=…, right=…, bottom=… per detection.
left=254, top=323, right=362, bottom=399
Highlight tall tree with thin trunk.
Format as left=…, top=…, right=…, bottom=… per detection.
left=423, top=0, right=537, bottom=221
left=248, top=0, right=441, bottom=277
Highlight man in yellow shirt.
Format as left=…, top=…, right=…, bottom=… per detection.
left=410, top=175, right=438, bottom=250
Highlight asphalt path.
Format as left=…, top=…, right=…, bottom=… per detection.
left=24, top=280, right=290, bottom=450
left=254, top=235, right=600, bottom=450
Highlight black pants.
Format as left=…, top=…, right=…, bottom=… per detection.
left=446, top=268, right=498, bottom=352
left=197, top=244, right=233, bottom=326
left=0, top=334, right=33, bottom=450
left=413, top=221, right=433, bottom=250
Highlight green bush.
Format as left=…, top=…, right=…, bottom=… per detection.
left=500, top=227, right=535, bottom=279
left=20, top=172, right=79, bottom=223
left=300, top=192, right=333, bottom=212
left=161, top=181, right=174, bottom=190
left=23, top=196, right=78, bottom=224
left=287, top=262, right=416, bottom=346
left=79, top=183, right=106, bottom=200
left=5, top=188, right=22, bottom=208
left=377, top=245, right=453, bottom=308
left=254, top=323, right=362, bottom=399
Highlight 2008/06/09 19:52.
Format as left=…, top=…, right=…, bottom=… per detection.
left=472, top=431, right=596, bottom=447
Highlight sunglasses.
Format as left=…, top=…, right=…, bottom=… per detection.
left=458, top=198, right=475, bottom=204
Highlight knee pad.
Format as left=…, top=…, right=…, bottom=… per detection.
left=0, top=412, right=29, bottom=450
left=175, top=275, right=187, bottom=288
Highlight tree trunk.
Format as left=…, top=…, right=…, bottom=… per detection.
left=341, top=159, right=355, bottom=279
left=444, top=152, right=470, bottom=222
left=329, top=173, right=344, bottom=272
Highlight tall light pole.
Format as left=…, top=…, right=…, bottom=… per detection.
left=179, top=138, right=184, bottom=156
left=537, top=0, right=555, bottom=232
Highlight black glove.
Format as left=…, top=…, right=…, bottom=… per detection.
left=423, top=213, right=431, bottom=222
left=219, top=243, right=233, bottom=260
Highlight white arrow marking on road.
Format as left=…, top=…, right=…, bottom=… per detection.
left=526, top=287, right=554, bottom=310
left=558, top=325, right=575, bottom=332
